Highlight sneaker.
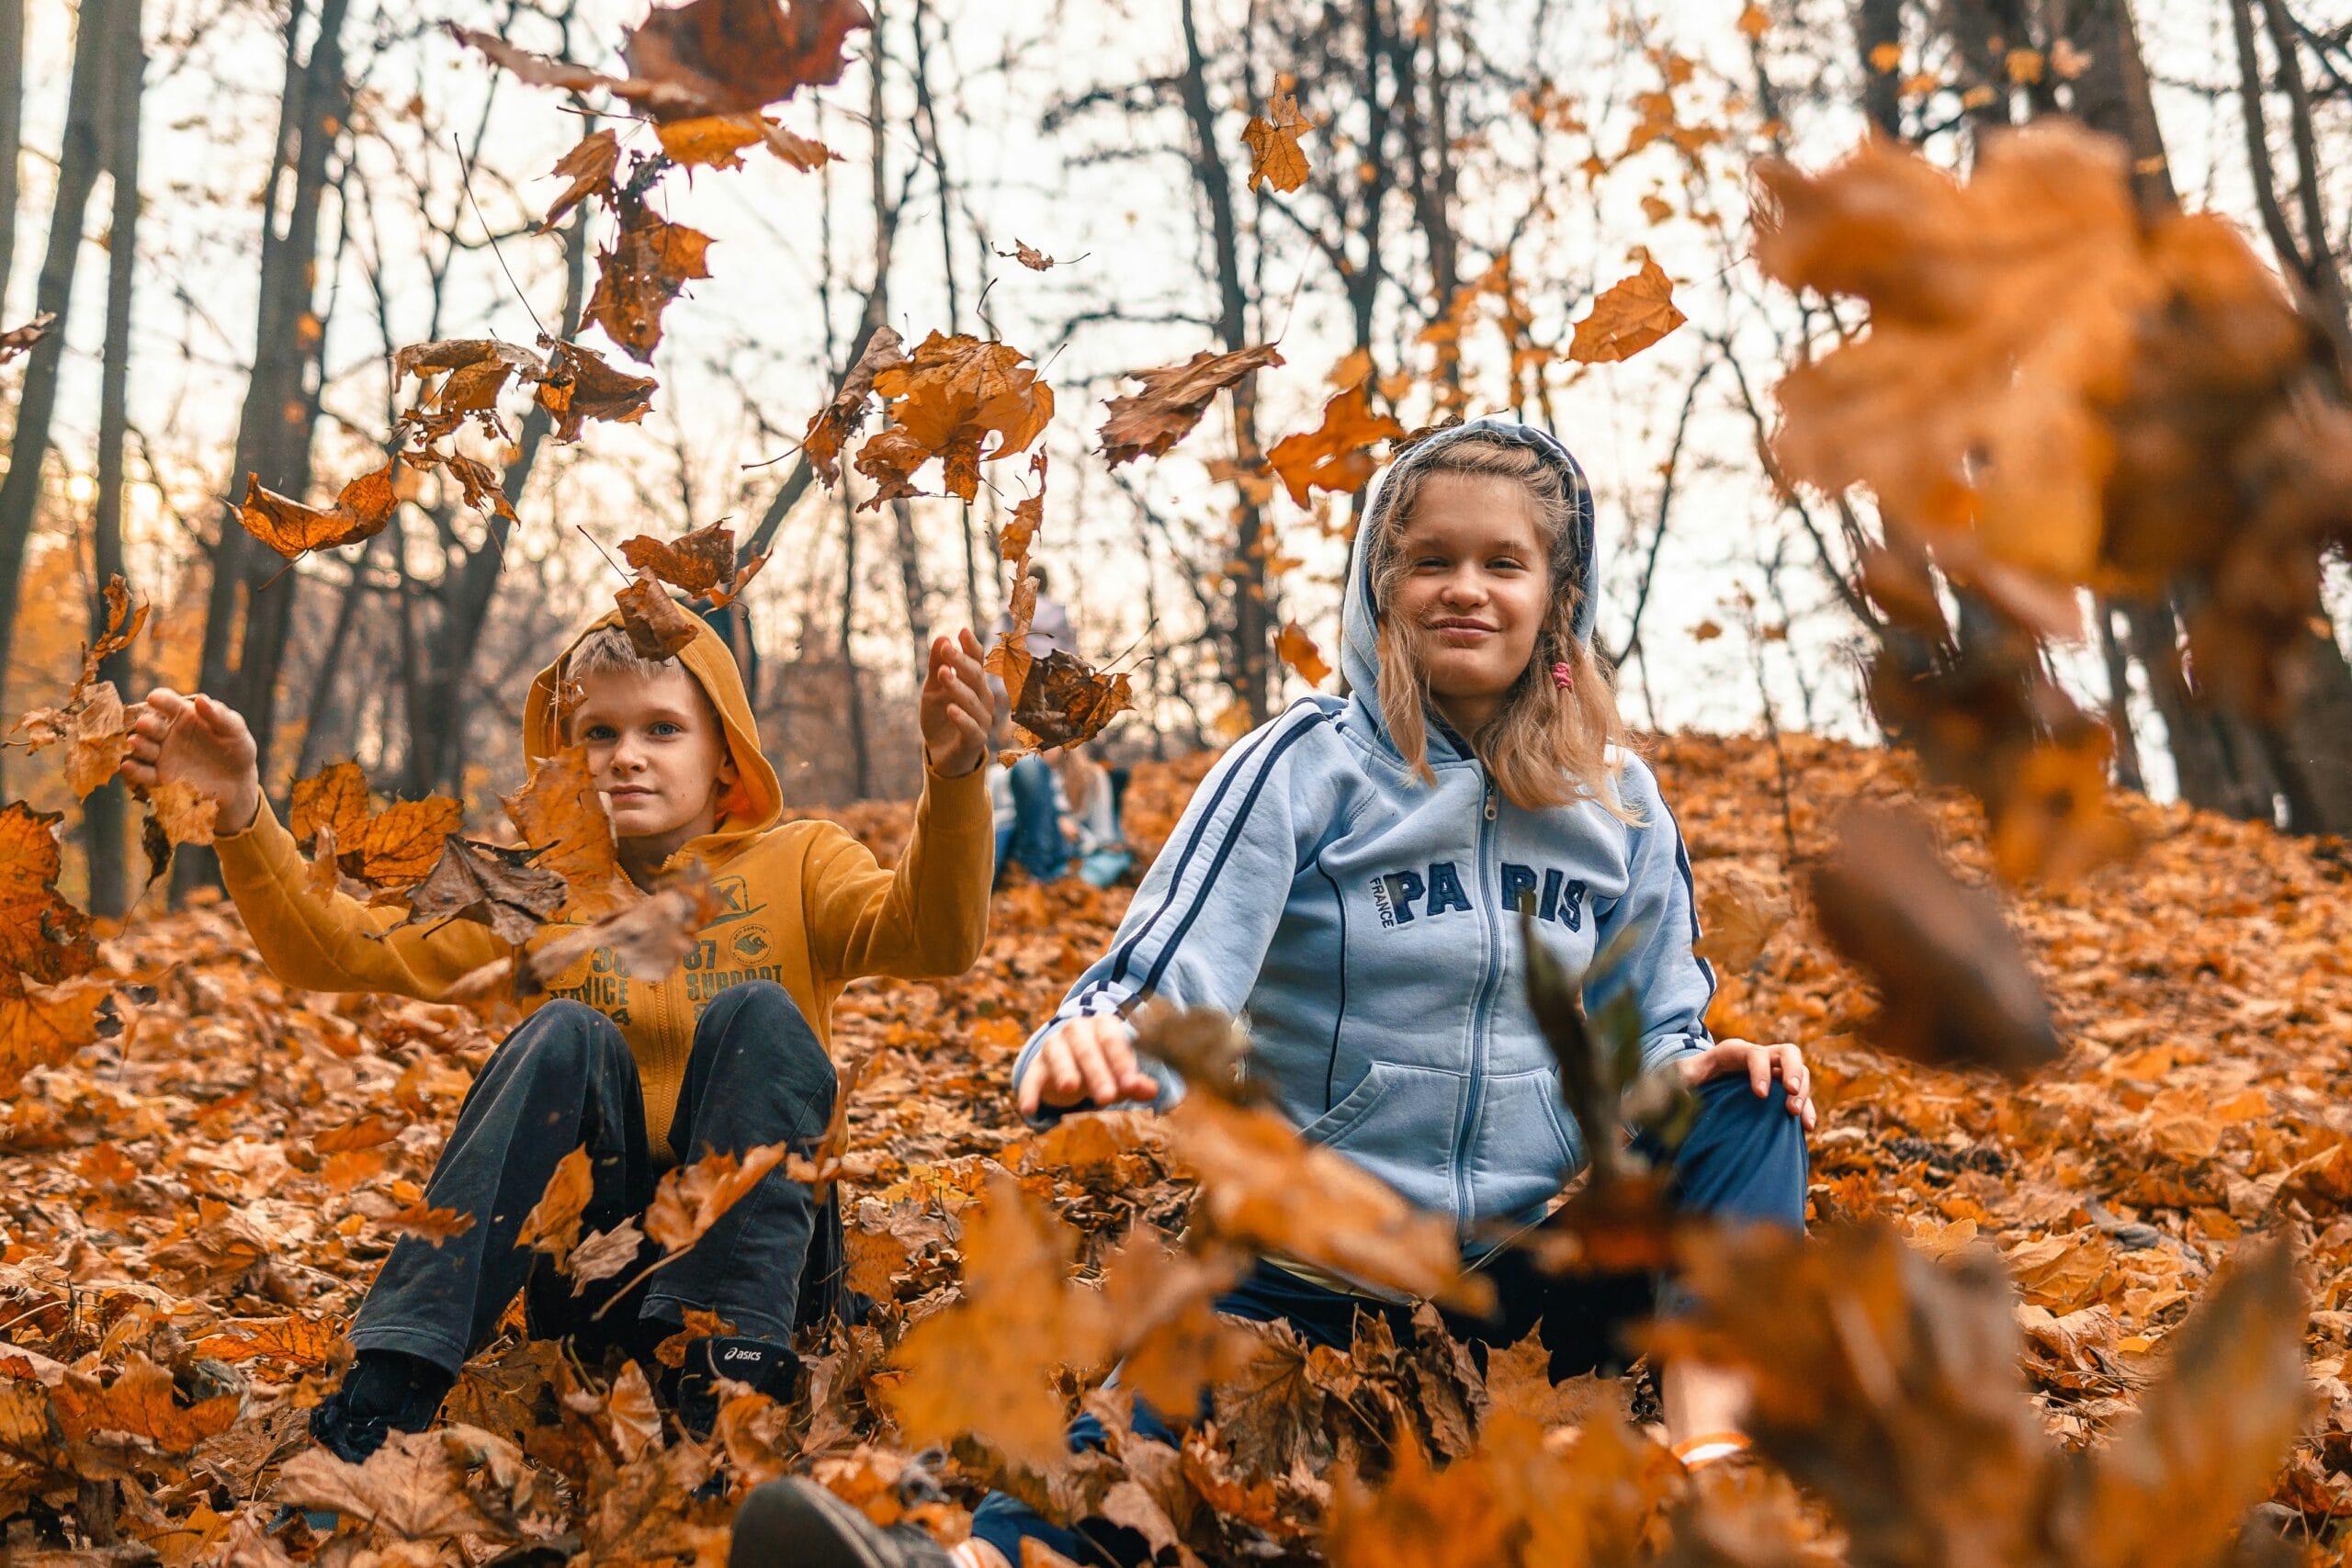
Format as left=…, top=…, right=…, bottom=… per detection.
left=665, top=1335, right=800, bottom=1442
left=729, top=1477, right=955, bottom=1568
left=307, top=1349, right=456, bottom=1464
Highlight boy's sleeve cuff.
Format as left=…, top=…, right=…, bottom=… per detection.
left=921, top=760, right=994, bottom=832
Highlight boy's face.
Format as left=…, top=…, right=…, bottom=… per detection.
left=570, top=665, right=739, bottom=844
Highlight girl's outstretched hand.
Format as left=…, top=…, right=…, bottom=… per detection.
left=119, top=688, right=265, bottom=834
left=1679, top=1038, right=1815, bottom=1131
left=1015, top=1014, right=1162, bottom=1117
left=920, top=628, right=992, bottom=778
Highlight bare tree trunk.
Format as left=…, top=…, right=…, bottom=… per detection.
left=179, top=0, right=349, bottom=893
left=0, top=0, right=110, bottom=795
left=294, top=540, right=379, bottom=781
left=85, top=0, right=143, bottom=917
left=2094, top=600, right=2145, bottom=795
left=399, top=196, right=591, bottom=797
left=1855, top=0, right=1905, bottom=137
left=1177, top=0, right=1273, bottom=726
left=838, top=484, right=871, bottom=798
left=0, top=0, right=22, bottom=316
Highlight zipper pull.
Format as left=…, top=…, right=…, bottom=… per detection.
left=1484, top=780, right=1498, bottom=821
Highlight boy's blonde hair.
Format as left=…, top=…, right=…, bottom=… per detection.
left=560, top=626, right=720, bottom=740
left=1367, top=434, right=1641, bottom=821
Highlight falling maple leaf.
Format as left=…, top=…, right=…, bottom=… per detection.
left=858, top=329, right=1055, bottom=506
left=1567, top=258, right=1686, bottom=364
left=538, top=338, right=659, bottom=444
left=453, top=0, right=867, bottom=122
left=503, top=746, right=632, bottom=919
left=236, top=463, right=400, bottom=559
left=390, top=338, right=548, bottom=435
left=616, top=571, right=703, bottom=660
left=9, top=575, right=149, bottom=795
left=995, top=240, right=1058, bottom=271
left=519, top=1146, right=596, bottom=1267
left=643, top=1142, right=790, bottom=1253
left=149, top=779, right=222, bottom=846
left=1804, top=804, right=2060, bottom=1076
left=0, top=802, right=96, bottom=988
left=1009, top=649, right=1134, bottom=755
left=0, top=310, right=55, bottom=362
left=391, top=835, right=568, bottom=945
left=1098, top=343, right=1284, bottom=468
left=620, top=520, right=770, bottom=607
left=803, top=327, right=908, bottom=489
left=623, top=0, right=872, bottom=116
left=1268, top=378, right=1407, bottom=506
left=1169, top=1092, right=1487, bottom=1309
left=585, top=203, right=715, bottom=364
left=1275, top=622, right=1330, bottom=687
left=542, top=127, right=620, bottom=229
left=517, top=867, right=718, bottom=994
left=887, top=1170, right=1114, bottom=1468
left=1243, top=92, right=1314, bottom=194
left=288, top=761, right=467, bottom=894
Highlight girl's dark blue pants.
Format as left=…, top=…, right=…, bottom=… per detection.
left=969, top=1074, right=1809, bottom=1566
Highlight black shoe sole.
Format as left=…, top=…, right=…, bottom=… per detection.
left=729, top=1478, right=910, bottom=1568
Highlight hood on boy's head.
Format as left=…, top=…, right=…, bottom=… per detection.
left=522, top=608, right=784, bottom=840
left=1338, top=416, right=1600, bottom=702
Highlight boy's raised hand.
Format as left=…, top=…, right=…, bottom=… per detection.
left=119, top=689, right=265, bottom=834
left=1015, top=1014, right=1163, bottom=1117
left=919, top=628, right=992, bottom=778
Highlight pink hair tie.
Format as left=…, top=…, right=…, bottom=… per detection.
left=1551, top=660, right=1576, bottom=692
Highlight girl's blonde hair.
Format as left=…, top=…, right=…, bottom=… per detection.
left=1368, top=434, right=1641, bottom=820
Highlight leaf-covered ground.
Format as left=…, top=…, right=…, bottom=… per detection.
left=3, top=730, right=2349, bottom=1564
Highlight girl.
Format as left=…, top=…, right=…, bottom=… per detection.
left=739, top=418, right=1811, bottom=1568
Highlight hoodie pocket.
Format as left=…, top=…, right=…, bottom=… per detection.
left=1466, top=1066, right=1585, bottom=1221
left=1297, top=1059, right=1397, bottom=1152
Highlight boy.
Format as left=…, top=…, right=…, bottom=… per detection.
left=119, top=613, right=996, bottom=1461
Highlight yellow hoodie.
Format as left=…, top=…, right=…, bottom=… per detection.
left=214, top=612, right=993, bottom=1156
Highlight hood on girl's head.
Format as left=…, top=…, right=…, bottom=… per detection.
left=1338, top=416, right=1600, bottom=700
left=521, top=608, right=784, bottom=842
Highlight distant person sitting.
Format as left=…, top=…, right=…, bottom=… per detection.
left=987, top=567, right=1081, bottom=886
left=1055, top=744, right=1132, bottom=888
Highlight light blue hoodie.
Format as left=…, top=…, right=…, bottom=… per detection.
left=1011, top=418, right=1716, bottom=1236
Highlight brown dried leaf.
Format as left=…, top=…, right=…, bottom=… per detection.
left=503, top=746, right=632, bottom=919
left=543, top=128, right=620, bottom=229
left=1567, top=259, right=1687, bottom=364
left=1243, top=92, right=1314, bottom=194
left=1268, top=380, right=1407, bottom=507
left=1098, top=343, right=1284, bottom=468
left=585, top=205, right=715, bottom=364
left=616, top=572, right=702, bottom=660
left=804, top=326, right=908, bottom=489
left=644, top=1143, right=789, bottom=1253
left=236, top=464, right=400, bottom=559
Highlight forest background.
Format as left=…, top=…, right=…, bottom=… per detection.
left=4, top=0, right=2352, bottom=918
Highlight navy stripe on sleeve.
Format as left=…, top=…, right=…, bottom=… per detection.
left=1133, top=713, right=1330, bottom=1000
left=1072, top=705, right=1329, bottom=1017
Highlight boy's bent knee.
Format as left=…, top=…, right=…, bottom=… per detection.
left=697, top=982, right=834, bottom=1089
left=502, top=1001, right=630, bottom=1078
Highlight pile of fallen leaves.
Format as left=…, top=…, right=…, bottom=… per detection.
left=1, top=730, right=2346, bottom=1565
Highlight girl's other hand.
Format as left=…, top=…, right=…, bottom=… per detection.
left=119, top=688, right=264, bottom=834
left=920, top=628, right=992, bottom=777
left=1679, top=1039, right=1815, bottom=1131
left=1015, top=1014, right=1161, bottom=1117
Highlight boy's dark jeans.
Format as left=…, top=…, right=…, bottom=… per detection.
left=348, top=981, right=852, bottom=1378
left=968, top=1074, right=1810, bottom=1566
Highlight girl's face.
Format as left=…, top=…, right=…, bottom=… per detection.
left=1389, top=471, right=1552, bottom=736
